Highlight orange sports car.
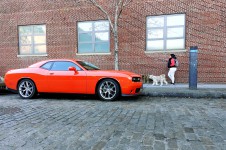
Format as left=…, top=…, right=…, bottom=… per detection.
left=4, top=59, right=143, bottom=101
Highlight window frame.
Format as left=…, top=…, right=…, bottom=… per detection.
left=77, top=20, right=110, bottom=54
left=18, top=24, right=47, bottom=56
left=146, top=14, right=186, bottom=51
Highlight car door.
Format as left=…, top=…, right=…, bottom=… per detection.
left=46, top=61, right=87, bottom=94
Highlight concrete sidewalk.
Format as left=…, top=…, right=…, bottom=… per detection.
left=141, top=83, right=226, bottom=98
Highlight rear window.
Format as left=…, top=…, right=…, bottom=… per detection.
left=41, top=62, right=53, bottom=70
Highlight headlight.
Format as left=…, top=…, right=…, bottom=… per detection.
left=132, top=77, right=141, bottom=82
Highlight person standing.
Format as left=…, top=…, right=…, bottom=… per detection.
left=168, top=54, right=178, bottom=85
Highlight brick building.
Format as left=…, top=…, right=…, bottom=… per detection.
left=0, top=0, right=225, bottom=83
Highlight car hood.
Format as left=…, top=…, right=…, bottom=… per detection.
left=90, top=70, right=141, bottom=77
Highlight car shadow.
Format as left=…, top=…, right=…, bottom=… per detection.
left=117, top=96, right=142, bottom=102
left=35, top=93, right=141, bottom=102
left=0, top=90, right=17, bottom=95
left=0, top=90, right=142, bottom=102
left=36, top=93, right=99, bottom=101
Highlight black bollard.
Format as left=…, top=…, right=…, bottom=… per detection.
left=189, top=46, right=198, bottom=90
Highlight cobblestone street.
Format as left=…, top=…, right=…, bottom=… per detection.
left=0, top=94, right=226, bottom=150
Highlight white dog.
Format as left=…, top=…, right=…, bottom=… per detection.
left=149, top=74, right=168, bottom=86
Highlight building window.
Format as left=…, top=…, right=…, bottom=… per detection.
left=78, top=20, right=110, bottom=54
left=18, top=25, right=46, bottom=55
left=146, top=14, right=185, bottom=51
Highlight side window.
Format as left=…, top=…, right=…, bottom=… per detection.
left=41, top=62, right=53, bottom=70
left=51, top=61, right=82, bottom=71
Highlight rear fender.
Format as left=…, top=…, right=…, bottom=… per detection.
left=17, top=78, right=37, bottom=92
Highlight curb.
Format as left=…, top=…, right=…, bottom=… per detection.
left=141, top=87, right=226, bottom=98
left=140, top=92, right=226, bottom=98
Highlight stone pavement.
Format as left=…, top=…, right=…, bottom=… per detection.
left=0, top=94, right=226, bottom=150
left=141, top=83, right=226, bottom=98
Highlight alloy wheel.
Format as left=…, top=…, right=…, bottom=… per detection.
left=98, top=79, right=119, bottom=101
left=18, top=79, right=36, bottom=99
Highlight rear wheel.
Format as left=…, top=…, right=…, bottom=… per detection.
left=97, top=79, right=120, bottom=101
left=18, top=79, right=36, bottom=99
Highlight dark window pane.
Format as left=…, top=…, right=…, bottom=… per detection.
left=147, top=40, right=164, bottom=50
left=95, top=43, right=109, bottom=53
left=34, top=45, right=46, bottom=54
left=79, top=33, right=92, bottom=42
left=167, top=27, right=184, bottom=38
left=19, top=26, right=32, bottom=35
left=78, top=43, right=93, bottom=53
left=34, top=36, right=46, bottom=44
left=167, top=14, right=185, bottom=26
left=147, top=29, right=163, bottom=39
left=51, top=62, right=82, bottom=71
left=94, top=21, right=109, bottom=31
left=20, top=46, right=32, bottom=54
left=20, top=36, right=32, bottom=44
left=95, top=32, right=109, bottom=42
left=34, top=25, right=46, bottom=34
left=78, top=22, right=92, bottom=32
left=147, top=17, right=164, bottom=28
left=166, top=39, right=185, bottom=50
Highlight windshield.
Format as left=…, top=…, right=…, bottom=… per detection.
left=77, top=61, right=100, bottom=70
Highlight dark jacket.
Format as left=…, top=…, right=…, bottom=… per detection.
left=168, top=58, right=176, bottom=68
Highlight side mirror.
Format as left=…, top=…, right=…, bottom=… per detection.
left=68, top=67, right=78, bottom=74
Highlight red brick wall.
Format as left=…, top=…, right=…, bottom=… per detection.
left=0, top=0, right=225, bottom=83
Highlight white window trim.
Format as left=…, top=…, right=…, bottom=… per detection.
left=17, top=54, right=48, bottom=57
left=18, top=24, right=47, bottom=55
left=145, top=49, right=187, bottom=54
left=76, top=52, right=111, bottom=56
left=146, top=14, right=186, bottom=51
left=77, top=20, right=110, bottom=54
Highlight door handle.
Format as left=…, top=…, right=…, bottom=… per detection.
left=50, top=73, right=54, bottom=75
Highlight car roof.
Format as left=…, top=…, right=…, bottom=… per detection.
left=28, top=59, right=79, bottom=68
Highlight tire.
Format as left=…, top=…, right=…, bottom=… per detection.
left=97, top=79, right=120, bottom=101
left=18, top=79, right=36, bottom=99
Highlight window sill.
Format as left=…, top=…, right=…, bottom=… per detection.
left=17, top=54, right=48, bottom=57
left=76, top=53, right=111, bottom=56
left=145, top=49, right=187, bottom=53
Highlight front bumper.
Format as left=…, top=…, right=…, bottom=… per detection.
left=121, top=82, right=143, bottom=96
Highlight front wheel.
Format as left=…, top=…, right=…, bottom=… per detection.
left=97, top=79, right=120, bottom=101
left=18, top=79, right=36, bottom=99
